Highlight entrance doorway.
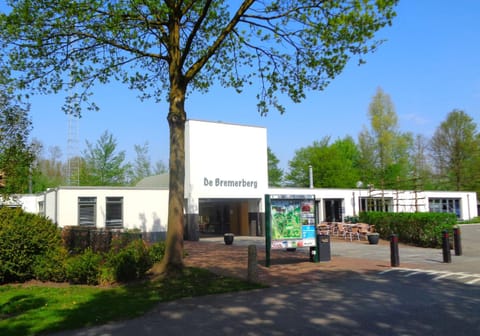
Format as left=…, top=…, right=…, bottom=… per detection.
left=198, top=199, right=257, bottom=236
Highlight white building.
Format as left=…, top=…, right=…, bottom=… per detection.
left=11, top=120, right=479, bottom=240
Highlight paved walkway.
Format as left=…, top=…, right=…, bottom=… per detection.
left=185, top=224, right=480, bottom=286
left=184, top=236, right=417, bottom=286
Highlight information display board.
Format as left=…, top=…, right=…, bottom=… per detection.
left=266, top=194, right=316, bottom=250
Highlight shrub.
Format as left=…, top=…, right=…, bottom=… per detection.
left=359, top=211, right=457, bottom=247
left=106, top=240, right=153, bottom=283
left=149, top=241, right=166, bottom=264
left=0, top=207, right=62, bottom=283
left=65, top=248, right=103, bottom=285
left=33, top=247, right=68, bottom=282
left=110, top=229, right=143, bottom=253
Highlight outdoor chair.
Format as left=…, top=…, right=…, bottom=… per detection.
left=336, top=223, right=347, bottom=239
left=357, top=223, right=370, bottom=240
left=346, top=226, right=361, bottom=241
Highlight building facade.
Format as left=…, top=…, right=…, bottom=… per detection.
left=11, top=120, right=479, bottom=240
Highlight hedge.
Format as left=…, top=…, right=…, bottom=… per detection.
left=359, top=211, right=457, bottom=248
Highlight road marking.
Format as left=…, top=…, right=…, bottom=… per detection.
left=379, top=268, right=480, bottom=285
left=433, top=272, right=456, bottom=280
left=467, top=278, right=480, bottom=285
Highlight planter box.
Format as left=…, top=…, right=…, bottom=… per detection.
left=224, top=233, right=234, bottom=245
left=367, top=234, right=379, bottom=245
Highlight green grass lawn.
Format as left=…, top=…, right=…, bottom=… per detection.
left=0, top=267, right=265, bottom=336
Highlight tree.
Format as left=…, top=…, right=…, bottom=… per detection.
left=357, top=87, right=412, bottom=189
left=129, top=142, right=168, bottom=185
left=285, top=136, right=360, bottom=188
left=267, top=147, right=283, bottom=187
left=409, top=134, right=434, bottom=190
left=0, top=1, right=398, bottom=274
left=129, top=142, right=153, bottom=186
left=0, top=90, right=35, bottom=195
left=31, top=143, right=65, bottom=192
left=153, top=160, right=168, bottom=175
left=430, top=109, right=479, bottom=191
left=81, top=130, right=130, bottom=186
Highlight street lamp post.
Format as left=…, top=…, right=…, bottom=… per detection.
left=356, top=181, right=363, bottom=215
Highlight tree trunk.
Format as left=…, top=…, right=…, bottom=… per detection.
left=152, top=12, right=188, bottom=277
left=152, top=81, right=187, bottom=276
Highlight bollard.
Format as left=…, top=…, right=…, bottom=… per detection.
left=390, top=234, right=400, bottom=267
left=453, top=226, right=462, bottom=256
left=247, top=245, right=258, bottom=282
left=442, top=230, right=452, bottom=263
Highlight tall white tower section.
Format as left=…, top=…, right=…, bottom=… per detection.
left=66, top=114, right=80, bottom=186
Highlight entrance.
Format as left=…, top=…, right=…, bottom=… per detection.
left=198, top=199, right=258, bottom=236
left=324, top=199, right=343, bottom=222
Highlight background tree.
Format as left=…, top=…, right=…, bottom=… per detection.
left=267, top=147, right=283, bottom=187
left=357, top=127, right=377, bottom=188
left=129, top=142, right=153, bottom=186
left=153, top=160, right=168, bottom=176
left=408, top=134, right=435, bottom=191
left=31, top=143, right=66, bottom=191
left=0, top=91, right=35, bottom=195
left=0, top=1, right=398, bottom=274
left=128, top=142, right=168, bottom=185
left=81, top=130, right=130, bottom=186
left=469, top=133, right=480, bottom=196
left=430, top=109, right=479, bottom=191
left=357, top=87, right=412, bottom=190
left=285, top=136, right=360, bottom=188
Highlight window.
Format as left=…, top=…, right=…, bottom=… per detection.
left=106, top=197, right=123, bottom=228
left=429, top=198, right=461, bottom=218
left=360, top=197, right=393, bottom=212
left=78, top=197, right=96, bottom=226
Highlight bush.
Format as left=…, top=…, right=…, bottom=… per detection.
left=65, top=248, right=103, bottom=285
left=359, top=211, right=457, bottom=247
left=110, top=229, right=143, bottom=253
left=33, top=247, right=68, bottom=282
left=149, top=241, right=166, bottom=264
left=0, top=207, right=62, bottom=283
left=106, top=240, right=153, bottom=283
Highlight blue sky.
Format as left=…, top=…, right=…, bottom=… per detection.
left=25, top=1, right=480, bottom=170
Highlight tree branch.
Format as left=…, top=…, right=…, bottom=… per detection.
left=184, top=0, right=254, bottom=81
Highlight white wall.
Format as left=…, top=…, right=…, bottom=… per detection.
left=185, top=120, right=268, bottom=207
left=43, top=187, right=169, bottom=232
left=267, top=188, right=478, bottom=221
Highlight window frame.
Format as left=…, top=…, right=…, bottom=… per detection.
left=105, top=196, right=124, bottom=228
left=429, top=198, right=461, bottom=218
left=78, top=197, right=97, bottom=227
left=360, top=197, right=393, bottom=212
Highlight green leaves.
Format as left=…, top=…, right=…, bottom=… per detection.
left=0, top=90, right=35, bottom=195
left=430, top=109, right=480, bottom=192
left=1, top=0, right=398, bottom=115
left=81, top=130, right=130, bottom=186
left=285, top=136, right=361, bottom=188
